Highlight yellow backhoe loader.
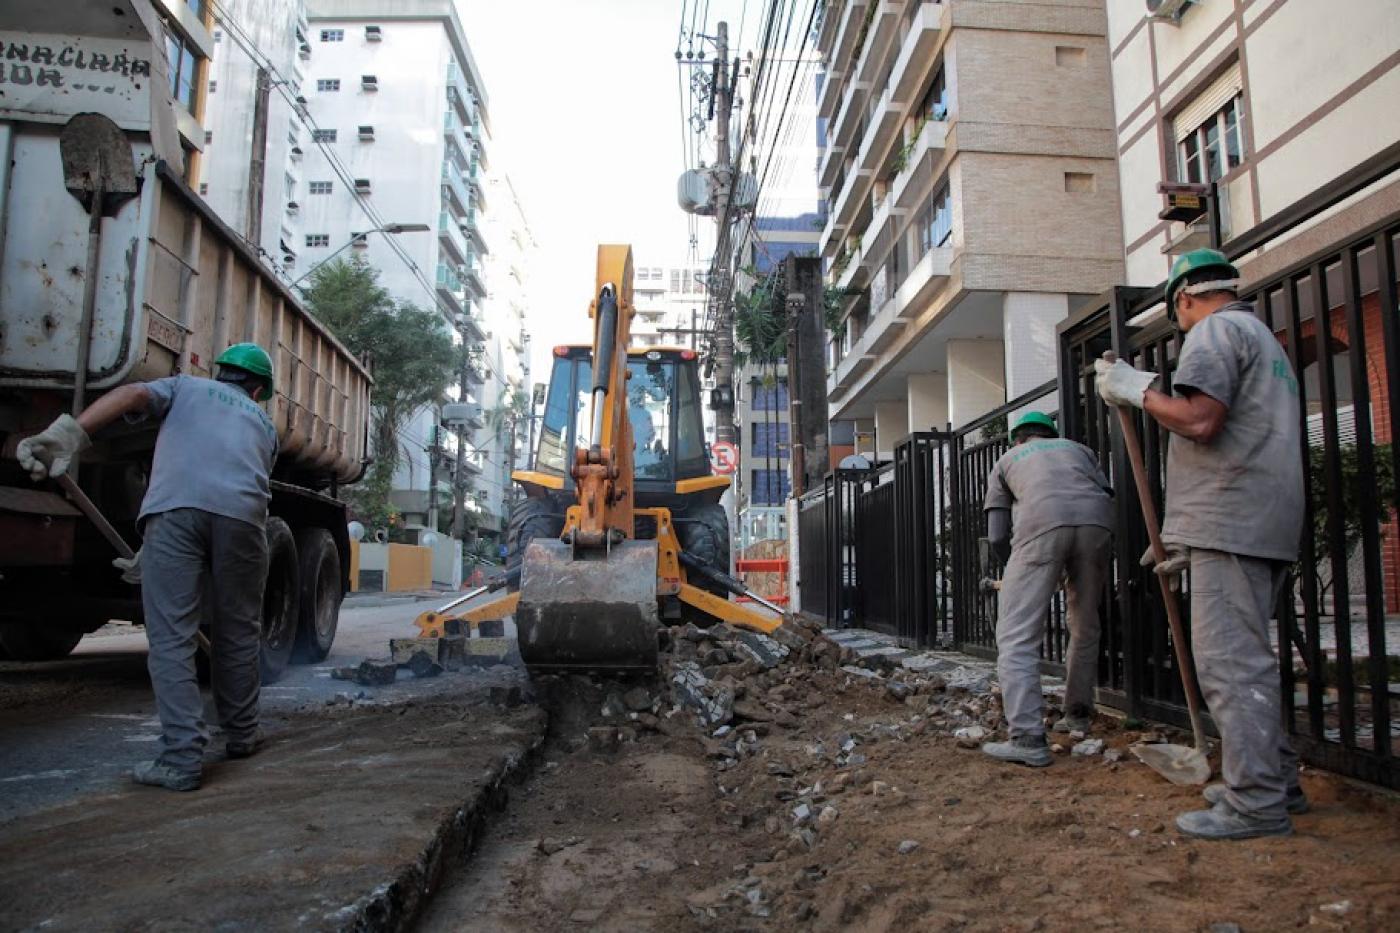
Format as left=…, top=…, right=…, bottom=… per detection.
left=416, top=245, right=784, bottom=672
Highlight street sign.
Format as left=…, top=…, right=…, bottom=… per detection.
left=710, top=441, right=738, bottom=475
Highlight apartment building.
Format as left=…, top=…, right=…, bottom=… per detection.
left=150, top=0, right=218, bottom=182
left=1105, top=0, right=1400, bottom=606
left=300, top=0, right=492, bottom=534
left=472, top=173, right=534, bottom=538
left=201, top=0, right=311, bottom=258
left=817, top=0, right=1123, bottom=454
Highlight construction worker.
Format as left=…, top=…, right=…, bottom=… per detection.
left=17, top=344, right=278, bottom=792
left=1095, top=248, right=1305, bottom=840
left=981, top=411, right=1113, bottom=767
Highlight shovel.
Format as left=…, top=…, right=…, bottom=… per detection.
left=1105, top=351, right=1211, bottom=785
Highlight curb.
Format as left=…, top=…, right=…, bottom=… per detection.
left=328, top=708, right=549, bottom=931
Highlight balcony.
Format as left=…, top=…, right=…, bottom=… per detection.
left=861, top=190, right=907, bottom=269
left=817, top=67, right=845, bottom=121
left=893, top=245, right=953, bottom=320
left=829, top=0, right=869, bottom=77
left=435, top=263, right=466, bottom=316
left=830, top=160, right=872, bottom=239
left=461, top=209, right=488, bottom=255
left=462, top=255, right=485, bottom=298
left=458, top=304, right=486, bottom=341
left=818, top=140, right=845, bottom=189
left=891, top=116, right=950, bottom=210
left=815, top=0, right=845, bottom=57
left=889, top=3, right=944, bottom=105
left=464, top=360, right=486, bottom=385
left=441, top=165, right=471, bottom=215
left=438, top=212, right=468, bottom=263
left=444, top=111, right=471, bottom=159
left=853, top=1, right=902, bottom=87
left=855, top=85, right=904, bottom=176
left=829, top=70, right=871, bottom=155
left=447, top=64, right=474, bottom=123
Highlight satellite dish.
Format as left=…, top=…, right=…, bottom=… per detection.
left=838, top=454, right=872, bottom=470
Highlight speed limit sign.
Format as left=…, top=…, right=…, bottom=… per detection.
left=710, top=441, right=739, bottom=475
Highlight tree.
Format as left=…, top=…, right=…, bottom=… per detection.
left=733, top=270, right=787, bottom=373
left=1306, top=442, right=1396, bottom=604
left=302, top=257, right=458, bottom=533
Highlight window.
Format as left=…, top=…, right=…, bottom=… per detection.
left=199, top=182, right=208, bottom=196
left=204, top=130, right=213, bottom=144
left=306, top=234, right=330, bottom=248
left=365, top=25, right=383, bottom=41
left=750, top=469, right=791, bottom=506
left=751, top=422, right=790, bottom=458
left=208, top=80, right=216, bottom=93
left=284, top=172, right=296, bottom=200
left=320, top=29, right=344, bottom=42
left=627, top=359, right=675, bottom=480
left=358, top=125, right=375, bottom=141
left=312, top=128, right=337, bottom=143
left=918, top=184, right=953, bottom=255
left=309, top=181, right=333, bottom=195
left=317, top=79, right=340, bottom=92
left=920, top=67, right=948, bottom=122
left=163, top=27, right=200, bottom=111
left=1177, top=95, right=1245, bottom=184
left=361, top=75, right=379, bottom=91
left=213, top=29, right=222, bottom=42
left=354, top=178, right=372, bottom=194
left=752, top=381, right=790, bottom=411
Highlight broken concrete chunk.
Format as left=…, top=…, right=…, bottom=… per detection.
left=622, top=686, right=654, bottom=712
left=953, top=725, right=986, bottom=748
left=475, top=619, right=506, bottom=638
left=671, top=661, right=735, bottom=727
left=1071, top=738, right=1105, bottom=757
left=404, top=650, right=443, bottom=679
left=897, top=840, right=920, bottom=855
left=463, top=637, right=512, bottom=666
left=587, top=726, right=620, bottom=754
left=330, top=659, right=398, bottom=687
left=727, top=629, right=790, bottom=670
left=389, top=637, right=441, bottom=665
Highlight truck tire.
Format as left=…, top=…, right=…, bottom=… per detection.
left=505, top=498, right=565, bottom=587
left=293, top=527, right=341, bottom=663
left=0, top=623, right=85, bottom=661
left=676, top=504, right=731, bottom=626
left=260, top=517, right=299, bottom=683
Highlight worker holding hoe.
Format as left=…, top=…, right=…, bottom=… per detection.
left=980, top=411, right=1114, bottom=768
left=17, top=344, right=279, bottom=792
left=1095, top=248, right=1306, bottom=840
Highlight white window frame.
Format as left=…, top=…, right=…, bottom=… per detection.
left=1177, top=94, right=1246, bottom=185
left=320, top=29, right=344, bottom=42
left=306, top=234, right=331, bottom=248
left=312, top=128, right=337, bottom=143
left=317, top=78, right=341, bottom=92
left=308, top=181, right=333, bottom=195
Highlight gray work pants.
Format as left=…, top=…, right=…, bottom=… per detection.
left=996, top=525, right=1111, bottom=737
left=1189, top=549, right=1300, bottom=820
left=142, top=508, right=267, bottom=772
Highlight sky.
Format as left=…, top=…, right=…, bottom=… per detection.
left=457, top=0, right=818, bottom=382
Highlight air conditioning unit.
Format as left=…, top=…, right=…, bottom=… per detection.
left=1146, top=0, right=1194, bottom=21
left=441, top=403, right=482, bottom=426
left=361, top=75, right=378, bottom=91
left=350, top=232, right=369, bottom=247
left=365, top=25, right=382, bottom=41
left=286, top=201, right=300, bottom=214
left=290, top=145, right=303, bottom=157
left=354, top=178, right=372, bottom=194
left=298, top=43, right=311, bottom=58
left=358, top=125, right=375, bottom=141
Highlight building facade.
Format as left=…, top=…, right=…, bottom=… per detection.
left=817, top=0, right=1123, bottom=455
left=201, top=0, right=310, bottom=259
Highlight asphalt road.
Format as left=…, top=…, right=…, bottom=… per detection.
left=0, top=592, right=495, bottom=823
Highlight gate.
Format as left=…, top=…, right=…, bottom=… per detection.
left=893, top=432, right=953, bottom=647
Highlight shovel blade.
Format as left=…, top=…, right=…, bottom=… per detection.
left=59, top=113, right=139, bottom=214
left=1131, top=743, right=1212, bottom=786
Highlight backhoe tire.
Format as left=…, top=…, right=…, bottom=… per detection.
left=259, top=517, right=299, bottom=683
left=506, top=498, right=565, bottom=588
left=0, top=623, right=85, bottom=661
left=677, top=504, right=731, bottom=626
left=292, top=528, right=341, bottom=664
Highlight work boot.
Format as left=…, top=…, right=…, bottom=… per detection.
left=226, top=728, right=266, bottom=760
left=981, top=733, right=1053, bottom=768
left=1203, top=782, right=1309, bottom=815
left=1175, top=800, right=1292, bottom=840
left=132, top=760, right=201, bottom=792
left=1051, top=704, right=1093, bottom=735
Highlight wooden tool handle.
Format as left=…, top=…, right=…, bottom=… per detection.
left=1104, top=351, right=1209, bottom=752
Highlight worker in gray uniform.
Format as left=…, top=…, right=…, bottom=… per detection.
left=17, top=343, right=278, bottom=792
left=980, top=411, right=1114, bottom=767
left=1096, top=248, right=1306, bottom=840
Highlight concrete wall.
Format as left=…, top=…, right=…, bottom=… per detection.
left=947, top=338, right=1005, bottom=429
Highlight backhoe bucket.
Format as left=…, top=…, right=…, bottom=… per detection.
left=516, top=539, right=660, bottom=673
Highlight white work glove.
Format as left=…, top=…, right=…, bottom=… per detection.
left=112, top=547, right=142, bottom=585
left=1094, top=358, right=1158, bottom=409
left=1140, top=543, right=1189, bottom=593
left=15, top=414, right=91, bottom=481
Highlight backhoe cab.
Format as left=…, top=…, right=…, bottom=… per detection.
left=416, top=245, right=783, bottom=673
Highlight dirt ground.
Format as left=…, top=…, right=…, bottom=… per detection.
left=420, top=627, right=1400, bottom=933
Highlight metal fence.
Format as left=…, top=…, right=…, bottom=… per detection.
left=893, top=433, right=954, bottom=647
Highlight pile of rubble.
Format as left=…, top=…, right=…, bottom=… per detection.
left=329, top=620, right=514, bottom=687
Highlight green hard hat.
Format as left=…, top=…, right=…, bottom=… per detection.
left=1165, top=248, right=1240, bottom=310
left=215, top=342, right=274, bottom=386
left=1011, top=411, right=1058, bottom=438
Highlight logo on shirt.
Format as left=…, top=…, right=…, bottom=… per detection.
left=1272, top=359, right=1299, bottom=397
left=208, top=386, right=277, bottom=441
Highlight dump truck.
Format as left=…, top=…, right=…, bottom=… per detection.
left=0, top=1, right=372, bottom=679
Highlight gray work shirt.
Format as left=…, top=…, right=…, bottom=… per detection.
left=984, top=438, right=1113, bottom=547
left=134, top=375, right=278, bottom=529
left=1161, top=303, right=1303, bottom=561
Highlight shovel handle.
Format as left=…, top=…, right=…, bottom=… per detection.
left=1104, top=351, right=1210, bottom=753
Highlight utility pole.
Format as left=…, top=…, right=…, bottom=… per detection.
left=245, top=67, right=270, bottom=245
left=710, top=20, right=738, bottom=445
left=426, top=414, right=441, bottom=532
left=451, top=343, right=471, bottom=540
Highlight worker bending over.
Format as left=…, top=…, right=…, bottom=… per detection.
left=981, top=411, right=1113, bottom=767
left=1096, top=248, right=1305, bottom=840
left=18, top=344, right=278, bottom=792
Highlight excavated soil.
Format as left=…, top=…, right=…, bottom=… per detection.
left=420, top=622, right=1400, bottom=932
